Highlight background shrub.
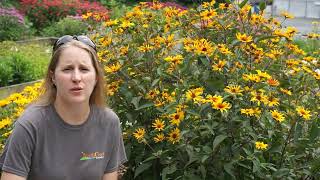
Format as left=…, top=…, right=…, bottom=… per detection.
left=0, top=41, right=50, bottom=87
left=41, top=16, right=88, bottom=37
left=20, top=0, right=109, bottom=30
left=0, top=6, right=32, bottom=41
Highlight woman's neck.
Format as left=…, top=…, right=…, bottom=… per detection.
left=53, top=100, right=90, bottom=125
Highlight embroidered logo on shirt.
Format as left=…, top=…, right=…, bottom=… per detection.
left=80, top=152, right=105, bottom=161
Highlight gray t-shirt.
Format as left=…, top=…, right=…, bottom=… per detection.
left=0, top=104, right=127, bottom=180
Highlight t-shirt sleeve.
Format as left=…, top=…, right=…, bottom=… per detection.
left=104, top=118, right=127, bottom=173
left=0, top=122, right=35, bottom=177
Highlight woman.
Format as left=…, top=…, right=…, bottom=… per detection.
left=0, top=35, right=127, bottom=180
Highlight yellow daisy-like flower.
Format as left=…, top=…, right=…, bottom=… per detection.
left=280, top=11, right=294, bottom=19
left=104, top=62, right=121, bottom=73
left=241, top=108, right=261, bottom=117
left=236, top=33, right=253, bottom=43
left=224, top=84, right=243, bottom=96
left=206, top=95, right=223, bottom=104
left=185, top=87, right=204, bottom=102
left=255, top=141, right=268, bottom=150
left=267, top=78, right=280, bottom=87
left=133, top=128, right=146, bottom=141
left=266, top=96, right=280, bottom=107
left=154, top=133, right=165, bottom=143
left=296, top=106, right=312, bottom=120
left=250, top=90, right=268, bottom=106
left=168, top=128, right=180, bottom=144
left=152, top=119, right=165, bottom=131
left=212, top=60, right=227, bottom=71
left=0, top=117, right=12, bottom=129
left=270, top=110, right=285, bottom=122
left=212, top=101, right=232, bottom=112
left=169, top=111, right=185, bottom=126
left=200, top=9, right=217, bottom=20
left=279, top=88, right=292, bottom=96
left=120, top=20, right=135, bottom=28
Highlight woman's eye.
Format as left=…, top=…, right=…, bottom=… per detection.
left=63, top=68, right=72, bottom=71
left=81, top=68, right=89, bottom=71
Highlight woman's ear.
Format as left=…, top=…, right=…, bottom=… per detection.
left=50, top=71, right=56, bottom=84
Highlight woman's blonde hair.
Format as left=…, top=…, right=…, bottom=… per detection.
left=36, top=40, right=105, bottom=107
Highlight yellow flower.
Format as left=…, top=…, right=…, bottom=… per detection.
left=193, top=39, right=215, bottom=56
left=266, top=96, right=280, bottom=107
left=104, top=62, right=121, bottom=73
left=241, top=108, right=261, bottom=117
left=120, top=20, right=135, bottom=28
left=133, top=128, right=146, bottom=141
left=103, top=19, right=119, bottom=27
left=212, top=101, right=231, bottom=112
left=212, top=60, right=227, bottom=71
left=146, top=89, right=160, bottom=100
left=169, top=111, right=185, bottom=126
left=256, top=70, right=271, bottom=79
left=280, top=11, right=294, bottom=19
left=255, top=141, right=268, bottom=150
left=250, top=90, right=268, bottom=106
left=206, top=95, right=223, bottom=104
left=200, top=9, right=217, bottom=20
left=138, top=44, right=154, bottom=52
left=217, top=44, right=232, bottom=55
left=270, top=110, right=285, bottom=122
left=279, top=88, right=292, bottom=96
left=82, top=12, right=92, bottom=20
left=296, top=106, right=312, bottom=120
left=267, top=78, right=280, bottom=87
left=164, top=55, right=184, bottom=65
left=152, top=119, right=165, bottom=131
left=236, top=33, right=253, bottom=43
left=168, top=128, right=180, bottom=144
left=224, top=84, right=243, bottom=96
left=0, top=117, right=12, bottom=129
left=154, top=133, right=165, bottom=143
left=186, top=87, right=204, bottom=102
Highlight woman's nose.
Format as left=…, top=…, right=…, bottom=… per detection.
left=71, top=69, right=81, bottom=82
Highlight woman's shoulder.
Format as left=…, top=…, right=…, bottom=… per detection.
left=92, top=106, right=120, bottom=126
left=16, top=104, right=49, bottom=127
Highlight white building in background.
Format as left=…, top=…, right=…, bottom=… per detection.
left=272, top=0, right=320, bottom=18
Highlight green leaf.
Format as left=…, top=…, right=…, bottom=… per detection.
left=212, top=135, right=228, bottom=151
left=272, top=168, right=290, bottom=178
left=151, top=78, right=160, bottom=87
left=199, top=57, right=210, bottom=67
left=131, top=96, right=142, bottom=109
left=239, top=0, right=249, bottom=8
left=162, top=163, right=177, bottom=180
left=135, top=102, right=154, bottom=110
left=309, top=120, right=320, bottom=142
left=259, top=1, right=266, bottom=11
left=224, top=162, right=236, bottom=179
left=134, top=162, right=153, bottom=178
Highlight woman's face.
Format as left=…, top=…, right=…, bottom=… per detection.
left=52, top=46, right=97, bottom=105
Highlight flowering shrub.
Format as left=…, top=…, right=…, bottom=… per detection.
left=91, top=1, right=319, bottom=178
left=0, top=6, right=31, bottom=41
left=20, top=0, right=109, bottom=30
left=1, top=0, right=320, bottom=179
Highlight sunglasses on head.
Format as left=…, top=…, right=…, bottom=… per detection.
left=53, top=35, right=97, bottom=52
